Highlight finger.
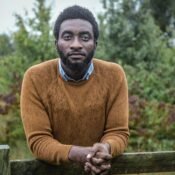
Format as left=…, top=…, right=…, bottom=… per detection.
left=90, top=165, right=101, bottom=174
left=91, top=157, right=105, bottom=165
left=100, top=163, right=111, bottom=171
left=92, top=143, right=104, bottom=152
left=85, top=161, right=94, bottom=170
left=84, top=163, right=91, bottom=173
left=95, top=152, right=112, bottom=160
left=86, top=152, right=96, bottom=162
left=85, top=161, right=102, bottom=174
left=99, top=165, right=111, bottom=175
left=92, top=143, right=110, bottom=154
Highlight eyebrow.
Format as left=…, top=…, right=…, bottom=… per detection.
left=61, top=31, right=73, bottom=36
left=61, top=30, right=91, bottom=35
left=60, top=30, right=93, bottom=39
left=79, top=31, right=91, bottom=35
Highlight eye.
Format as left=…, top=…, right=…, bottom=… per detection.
left=81, top=34, right=90, bottom=41
left=62, top=33, right=72, bottom=41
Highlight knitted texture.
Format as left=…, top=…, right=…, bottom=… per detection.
left=20, top=58, right=129, bottom=164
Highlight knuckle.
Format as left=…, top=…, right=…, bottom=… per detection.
left=92, top=166, right=101, bottom=174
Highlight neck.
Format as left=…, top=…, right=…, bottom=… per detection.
left=61, top=62, right=91, bottom=81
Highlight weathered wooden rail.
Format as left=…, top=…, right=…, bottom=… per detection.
left=1, top=145, right=175, bottom=175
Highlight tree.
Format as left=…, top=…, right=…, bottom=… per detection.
left=98, top=1, right=175, bottom=152
left=0, top=34, right=14, bottom=57
left=96, top=0, right=170, bottom=69
left=149, top=0, right=175, bottom=32
left=0, top=0, right=56, bottom=158
left=13, top=0, right=56, bottom=62
left=0, top=0, right=56, bottom=99
left=96, top=0, right=175, bottom=103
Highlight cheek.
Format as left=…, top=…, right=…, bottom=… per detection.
left=57, top=41, right=69, bottom=51
left=85, top=42, right=96, bottom=52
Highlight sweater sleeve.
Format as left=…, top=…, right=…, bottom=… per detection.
left=100, top=66, right=130, bottom=157
left=20, top=68, right=72, bottom=165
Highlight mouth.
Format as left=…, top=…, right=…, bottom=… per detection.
left=68, top=52, right=86, bottom=60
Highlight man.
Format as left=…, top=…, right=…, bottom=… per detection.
left=20, top=5, right=129, bottom=175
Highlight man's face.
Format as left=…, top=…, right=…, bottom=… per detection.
left=56, top=19, right=96, bottom=73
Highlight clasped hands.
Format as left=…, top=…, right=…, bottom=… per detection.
left=68, top=143, right=112, bottom=175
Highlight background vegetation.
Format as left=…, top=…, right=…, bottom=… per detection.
left=0, top=0, right=175, bottom=159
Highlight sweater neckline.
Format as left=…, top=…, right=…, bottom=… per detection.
left=57, top=58, right=96, bottom=86
left=58, top=70, right=95, bottom=86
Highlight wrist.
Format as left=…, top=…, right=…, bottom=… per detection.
left=103, top=143, right=111, bottom=154
left=68, top=146, right=79, bottom=162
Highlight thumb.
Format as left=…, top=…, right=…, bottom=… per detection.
left=86, top=149, right=96, bottom=162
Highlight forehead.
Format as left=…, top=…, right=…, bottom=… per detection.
left=59, top=19, right=93, bottom=35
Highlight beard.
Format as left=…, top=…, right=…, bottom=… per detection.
left=57, top=47, right=95, bottom=73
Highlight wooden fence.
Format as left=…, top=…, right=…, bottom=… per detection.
left=1, top=145, right=175, bottom=175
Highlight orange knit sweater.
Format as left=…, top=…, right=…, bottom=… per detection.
left=20, top=58, right=129, bottom=165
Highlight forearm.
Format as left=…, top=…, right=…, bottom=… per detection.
left=21, top=70, right=73, bottom=164
left=104, top=68, right=130, bottom=156
left=101, top=131, right=129, bottom=156
left=28, top=133, right=72, bottom=164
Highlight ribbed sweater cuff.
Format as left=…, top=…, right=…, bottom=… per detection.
left=59, top=145, right=73, bottom=163
left=101, top=138, right=122, bottom=157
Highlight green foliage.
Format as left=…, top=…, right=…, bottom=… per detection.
left=96, top=0, right=172, bottom=69
left=0, top=0, right=56, bottom=159
left=0, top=55, right=27, bottom=146
left=123, top=59, right=175, bottom=104
left=0, top=56, right=28, bottom=94
left=96, top=0, right=175, bottom=103
left=13, top=0, right=56, bottom=61
left=96, top=0, right=175, bottom=152
left=128, top=95, right=175, bottom=152
left=0, top=34, right=14, bottom=57
left=149, top=0, right=175, bottom=32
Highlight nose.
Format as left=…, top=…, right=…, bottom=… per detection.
left=70, top=37, right=82, bottom=50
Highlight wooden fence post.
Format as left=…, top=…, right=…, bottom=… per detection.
left=0, top=145, right=10, bottom=175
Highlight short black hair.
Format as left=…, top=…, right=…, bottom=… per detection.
left=53, top=5, right=99, bottom=41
